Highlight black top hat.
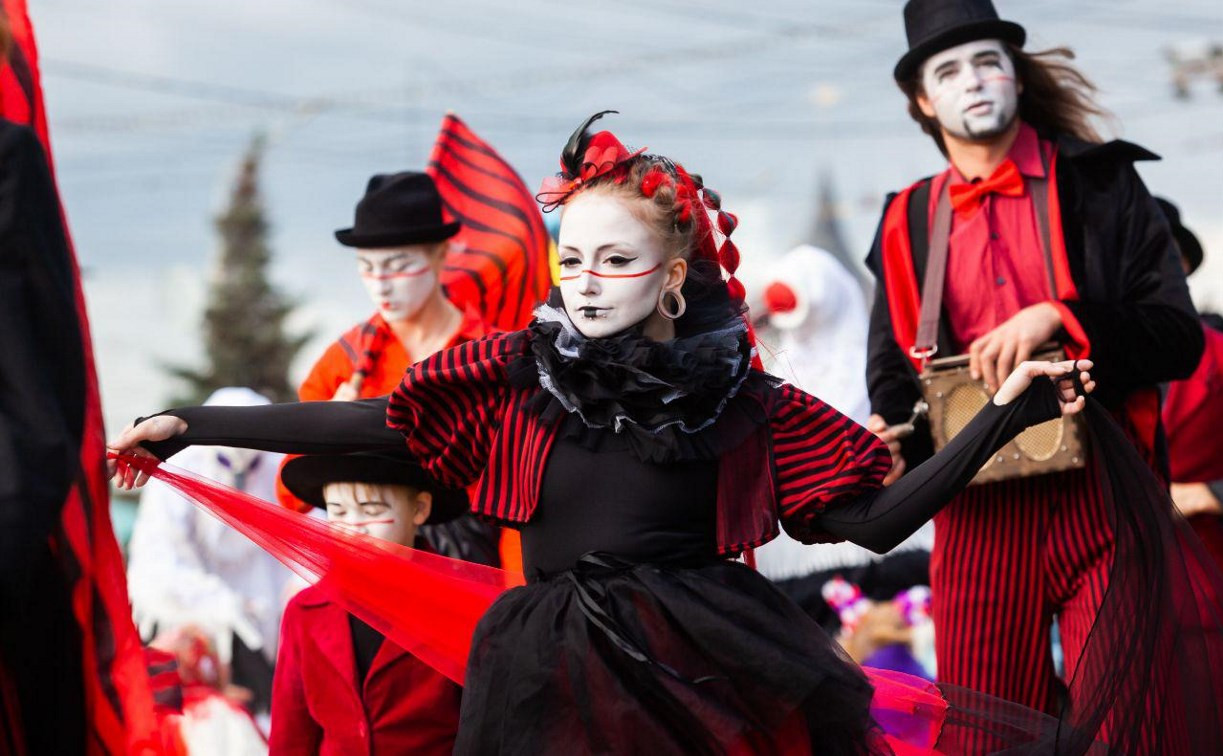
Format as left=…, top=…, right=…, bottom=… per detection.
left=280, top=450, right=468, bottom=523
left=1156, top=198, right=1205, bottom=275
left=894, top=0, right=1026, bottom=82
left=334, top=172, right=461, bottom=248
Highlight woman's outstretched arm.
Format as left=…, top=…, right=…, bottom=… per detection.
left=818, top=360, right=1093, bottom=553
left=108, top=397, right=400, bottom=489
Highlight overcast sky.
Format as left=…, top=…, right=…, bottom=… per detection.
left=30, top=0, right=1223, bottom=433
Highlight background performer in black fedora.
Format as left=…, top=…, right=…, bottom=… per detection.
left=866, top=0, right=1217, bottom=751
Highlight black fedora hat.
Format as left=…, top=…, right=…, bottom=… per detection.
left=335, top=172, right=461, bottom=248
left=894, top=0, right=1026, bottom=82
left=1156, top=197, right=1205, bottom=274
left=281, top=450, right=468, bottom=523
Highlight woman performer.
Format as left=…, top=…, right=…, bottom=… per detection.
left=110, top=113, right=1094, bottom=754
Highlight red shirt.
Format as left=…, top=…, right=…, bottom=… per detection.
left=270, top=583, right=462, bottom=755
left=930, top=123, right=1055, bottom=352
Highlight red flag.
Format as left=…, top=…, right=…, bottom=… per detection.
left=428, top=113, right=551, bottom=331
left=1, top=2, right=158, bottom=752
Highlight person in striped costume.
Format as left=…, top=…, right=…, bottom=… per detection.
left=111, top=113, right=1123, bottom=753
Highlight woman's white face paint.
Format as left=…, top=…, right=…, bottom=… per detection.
left=322, top=481, right=429, bottom=547
left=921, top=39, right=1019, bottom=141
left=557, top=194, right=672, bottom=339
left=356, top=246, right=439, bottom=322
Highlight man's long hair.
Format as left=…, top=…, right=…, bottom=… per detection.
left=898, top=44, right=1108, bottom=155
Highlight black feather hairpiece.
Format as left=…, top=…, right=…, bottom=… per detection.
left=560, top=110, right=617, bottom=178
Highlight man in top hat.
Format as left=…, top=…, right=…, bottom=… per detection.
left=277, top=172, right=500, bottom=565
left=1157, top=198, right=1223, bottom=569
left=271, top=450, right=467, bottom=755
left=864, top=0, right=1203, bottom=735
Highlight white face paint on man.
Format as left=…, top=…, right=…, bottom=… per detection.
left=919, top=39, right=1020, bottom=141
left=322, top=481, right=431, bottom=548
left=356, top=246, right=441, bottom=322
left=557, top=193, right=682, bottom=339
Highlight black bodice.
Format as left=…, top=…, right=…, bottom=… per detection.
left=520, top=417, right=719, bottom=578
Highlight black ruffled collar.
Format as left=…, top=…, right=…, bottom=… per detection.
left=508, top=303, right=777, bottom=463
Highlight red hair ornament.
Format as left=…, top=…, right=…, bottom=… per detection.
left=536, top=117, right=646, bottom=211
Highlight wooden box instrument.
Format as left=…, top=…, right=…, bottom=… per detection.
left=920, top=347, right=1086, bottom=485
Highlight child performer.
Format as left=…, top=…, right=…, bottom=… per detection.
left=271, top=450, right=467, bottom=754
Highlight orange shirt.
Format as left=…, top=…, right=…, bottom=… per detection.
left=276, top=308, right=490, bottom=511
left=299, top=309, right=489, bottom=402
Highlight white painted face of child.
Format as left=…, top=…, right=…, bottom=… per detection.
left=556, top=193, right=687, bottom=339
left=356, top=245, right=443, bottom=323
left=322, top=481, right=432, bottom=548
left=918, top=39, right=1020, bottom=141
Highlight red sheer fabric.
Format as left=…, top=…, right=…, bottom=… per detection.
left=116, top=455, right=518, bottom=686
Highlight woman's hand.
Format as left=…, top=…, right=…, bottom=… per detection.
left=992, top=359, right=1095, bottom=415
left=106, top=415, right=188, bottom=490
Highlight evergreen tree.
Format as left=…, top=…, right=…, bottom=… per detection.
left=808, top=168, right=871, bottom=298
left=169, top=135, right=310, bottom=403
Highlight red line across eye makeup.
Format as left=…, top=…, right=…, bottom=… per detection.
left=360, top=268, right=431, bottom=280
left=558, top=262, right=662, bottom=281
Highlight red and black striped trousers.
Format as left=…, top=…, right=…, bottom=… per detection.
left=931, top=465, right=1113, bottom=749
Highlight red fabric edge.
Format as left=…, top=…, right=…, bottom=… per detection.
left=880, top=186, right=923, bottom=373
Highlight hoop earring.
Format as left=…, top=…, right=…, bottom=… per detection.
left=657, top=289, right=686, bottom=320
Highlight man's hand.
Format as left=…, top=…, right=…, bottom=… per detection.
left=968, top=302, right=1063, bottom=392
left=1171, top=482, right=1223, bottom=519
left=331, top=378, right=360, bottom=402
left=867, top=414, right=907, bottom=486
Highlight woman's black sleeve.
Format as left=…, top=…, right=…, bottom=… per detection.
left=139, top=397, right=402, bottom=460
left=819, top=380, right=1063, bottom=553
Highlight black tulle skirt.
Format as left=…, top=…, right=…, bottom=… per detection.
left=455, top=553, right=888, bottom=755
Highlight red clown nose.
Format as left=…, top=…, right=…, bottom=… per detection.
left=763, top=281, right=799, bottom=314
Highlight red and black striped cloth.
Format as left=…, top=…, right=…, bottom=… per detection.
left=428, top=114, right=552, bottom=333
left=385, top=331, right=892, bottom=555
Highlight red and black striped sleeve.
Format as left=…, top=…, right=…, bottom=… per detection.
left=770, top=383, right=892, bottom=543
left=386, top=331, right=525, bottom=488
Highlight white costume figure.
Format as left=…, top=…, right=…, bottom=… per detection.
left=755, top=246, right=933, bottom=583
left=127, top=388, right=292, bottom=675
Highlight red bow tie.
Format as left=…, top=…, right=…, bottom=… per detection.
left=949, top=159, right=1025, bottom=213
